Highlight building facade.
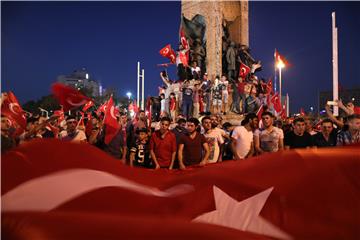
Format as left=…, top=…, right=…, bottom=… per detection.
left=57, top=68, right=102, bottom=97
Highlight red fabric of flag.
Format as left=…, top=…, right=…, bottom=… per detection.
left=1, top=91, right=27, bottom=132
left=51, top=83, right=91, bottom=112
left=2, top=139, right=360, bottom=239
left=270, top=93, right=282, bottom=113
left=239, top=63, right=250, bottom=78
left=159, top=44, right=176, bottom=64
left=256, top=104, right=264, bottom=120
left=180, top=28, right=189, bottom=50
left=266, top=79, right=273, bottom=95
left=96, top=101, right=108, bottom=116
left=280, top=98, right=287, bottom=119
left=300, top=108, right=305, bottom=116
left=104, top=97, right=120, bottom=144
left=82, top=100, right=94, bottom=112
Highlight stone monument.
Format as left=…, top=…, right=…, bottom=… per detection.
left=181, top=0, right=249, bottom=79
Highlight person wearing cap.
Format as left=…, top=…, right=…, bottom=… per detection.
left=60, top=115, right=87, bottom=143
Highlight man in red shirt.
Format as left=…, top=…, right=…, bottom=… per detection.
left=150, top=117, right=177, bottom=170
left=178, top=118, right=210, bottom=170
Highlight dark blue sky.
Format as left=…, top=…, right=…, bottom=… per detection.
left=2, top=1, right=360, bottom=113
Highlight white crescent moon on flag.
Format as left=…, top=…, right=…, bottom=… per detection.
left=9, top=103, right=21, bottom=115
left=66, top=98, right=88, bottom=107
left=1, top=169, right=194, bottom=212
left=110, top=106, right=116, bottom=119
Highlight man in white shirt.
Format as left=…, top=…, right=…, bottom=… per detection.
left=202, top=116, right=224, bottom=163
left=231, top=113, right=258, bottom=160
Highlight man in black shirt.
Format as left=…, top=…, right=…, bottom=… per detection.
left=284, top=117, right=314, bottom=149
left=313, top=119, right=337, bottom=147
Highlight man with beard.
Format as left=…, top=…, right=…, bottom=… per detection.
left=254, top=112, right=284, bottom=154
left=231, top=113, right=258, bottom=160
left=150, top=117, right=177, bottom=170
left=178, top=118, right=209, bottom=169
left=202, top=116, right=224, bottom=163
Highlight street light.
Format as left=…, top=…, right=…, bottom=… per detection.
left=126, top=92, right=132, bottom=99
left=277, top=59, right=285, bottom=105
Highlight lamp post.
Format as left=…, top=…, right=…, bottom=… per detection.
left=126, top=92, right=132, bottom=100
left=277, top=60, right=285, bottom=105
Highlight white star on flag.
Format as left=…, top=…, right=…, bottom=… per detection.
left=193, top=186, right=292, bottom=240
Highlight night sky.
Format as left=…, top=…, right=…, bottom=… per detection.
left=2, top=1, right=360, bottom=113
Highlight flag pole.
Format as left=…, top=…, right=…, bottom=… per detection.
left=332, top=12, right=339, bottom=116
left=137, top=62, right=140, bottom=108
left=286, top=93, right=289, bottom=117
left=274, top=49, right=277, bottom=93
left=279, top=67, right=282, bottom=106
left=141, top=69, right=145, bottom=110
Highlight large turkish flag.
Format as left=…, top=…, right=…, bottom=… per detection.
left=2, top=139, right=360, bottom=239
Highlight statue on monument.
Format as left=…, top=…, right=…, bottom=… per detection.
left=226, top=41, right=236, bottom=82
left=190, top=38, right=206, bottom=74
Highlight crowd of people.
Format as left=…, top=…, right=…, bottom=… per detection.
left=151, top=67, right=271, bottom=123
left=2, top=94, right=359, bottom=169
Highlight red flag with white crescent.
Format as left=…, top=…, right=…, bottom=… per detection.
left=180, top=28, right=189, bottom=50
left=239, top=63, right=250, bottom=78
left=159, top=44, right=171, bottom=58
left=2, top=139, right=359, bottom=239
left=270, top=92, right=282, bottom=113
left=159, top=44, right=176, bottom=64
left=96, top=101, right=108, bottom=116
left=1, top=91, right=27, bottom=132
left=51, top=83, right=91, bottom=112
left=104, top=97, right=120, bottom=144
left=82, top=100, right=94, bottom=112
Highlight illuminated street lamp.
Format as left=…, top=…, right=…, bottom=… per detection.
left=126, top=92, right=132, bottom=99
left=277, top=59, right=285, bottom=105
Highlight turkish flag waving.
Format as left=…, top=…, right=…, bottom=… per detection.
left=271, top=92, right=282, bottom=113
left=82, top=100, right=94, bottom=112
left=180, top=28, right=189, bottom=50
left=104, top=97, right=120, bottom=144
left=2, top=139, right=360, bottom=239
left=1, top=91, right=27, bottom=132
left=96, top=100, right=108, bottom=116
left=239, top=63, right=251, bottom=78
left=266, top=79, right=273, bottom=95
left=51, top=83, right=91, bottom=112
left=159, top=44, right=176, bottom=64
